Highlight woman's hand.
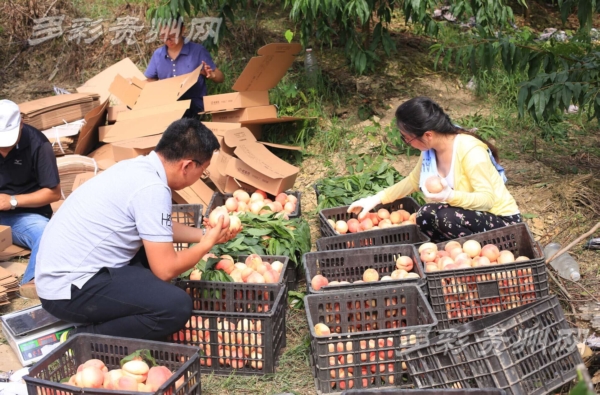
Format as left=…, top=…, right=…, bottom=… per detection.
left=423, top=178, right=454, bottom=202
left=347, top=195, right=382, bottom=217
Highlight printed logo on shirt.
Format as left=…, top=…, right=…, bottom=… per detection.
left=161, top=213, right=172, bottom=227
left=14, top=159, right=22, bottom=165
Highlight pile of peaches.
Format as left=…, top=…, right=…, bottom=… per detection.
left=327, top=208, right=417, bottom=234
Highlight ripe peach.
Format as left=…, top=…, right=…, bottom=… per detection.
left=389, top=211, right=402, bottom=224
left=225, top=197, right=238, bottom=212
left=245, top=254, right=263, bottom=269
left=117, top=376, right=138, bottom=391
left=275, top=193, right=288, bottom=205
left=254, top=189, right=268, bottom=199
left=425, top=176, right=444, bottom=193
left=363, top=268, right=379, bottom=282
left=391, top=269, right=407, bottom=279
left=189, top=269, right=202, bottom=281
left=79, top=366, right=104, bottom=388
left=420, top=248, right=437, bottom=263
left=215, top=259, right=235, bottom=274
left=246, top=272, right=265, bottom=283
left=311, top=274, right=329, bottom=291
left=481, top=244, right=500, bottom=262
left=377, top=208, right=390, bottom=219
left=208, top=208, right=230, bottom=229
left=271, top=261, right=284, bottom=273
left=515, top=256, right=530, bottom=262
left=498, top=250, right=515, bottom=264
left=444, top=240, right=461, bottom=253
left=360, top=218, right=374, bottom=231
left=336, top=220, right=348, bottom=234
left=314, top=323, right=331, bottom=336
left=463, top=240, right=482, bottom=258
left=233, top=189, right=250, bottom=203
left=418, top=242, right=438, bottom=254
left=146, top=366, right=172, bottom=392
left=396, top=256, right=414, bottom=271
left=347, top=218, right=360, bottom=233
left=450, top=247, right=464, bottom=259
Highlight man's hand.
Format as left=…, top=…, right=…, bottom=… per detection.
left=0, top=194, right=12, bottom=211
left=201, top=216, right=237, bottom=246
left=201, top=61, right=215, bottom=80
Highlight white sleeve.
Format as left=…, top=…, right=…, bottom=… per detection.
left=130, top=184, right=173, bottom=242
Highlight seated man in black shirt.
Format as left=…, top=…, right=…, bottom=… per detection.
left=0, top=100, right=61, bottom=299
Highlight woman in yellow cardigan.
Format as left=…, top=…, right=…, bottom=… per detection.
left=348, top=97, right=521, bottom=242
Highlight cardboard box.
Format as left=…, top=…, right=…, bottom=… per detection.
left=210, top=105, right=277, bottom=123
left=109, top=66, right=200, bottom=110
left=203, top=43, right=302, bottom=112
left=88, top=144, right=117, bottom=170
left=226, top=143, right=298, bottom=195
left=202, top=122, right=262, bottom=139
left=173, top=179, right=215, bottom=206
left=219, top=127, right=301, bottom=156
left=100, top=102, right=189, bottom=143
left=107, top=105, right=129, bottom=123
left=0, top=226, right=12, bottom=252
left=74, top=99, right=109, bottom=156
left=111, top=134, right=162, bottom=162
left=77, top=58, right=146, bottom=104
left=99, top=125, right=112, bottom=141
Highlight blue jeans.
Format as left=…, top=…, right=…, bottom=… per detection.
left=0, top=212, right=49, bottom=284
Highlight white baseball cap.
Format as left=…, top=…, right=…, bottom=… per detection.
left=0, top=100, right=22, bottom=148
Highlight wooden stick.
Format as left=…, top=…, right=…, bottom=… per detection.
left=546, top=221, right=600, bottom=265
left=547, top=269, right=574, bottom=301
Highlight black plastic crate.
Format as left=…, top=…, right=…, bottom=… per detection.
left=399, top=295, right=583, bottom=395
left=25, top=333, right=201, bottom=395
left=304, top=245, right=427, bottom=296
left=316, top=225, right=429, bottom=251
left=205, top=190, right=301, bottom=219
left=172, top=204, right=203, bottom=251
left=305, top=284, right=438, bottom=394
left=426, top=223, right=548, bottom=330
left=318, top=197, right=420, bottom=238
left=171, top=281, right=287, bottom=375
left=342, top=389, right=507, bottom=395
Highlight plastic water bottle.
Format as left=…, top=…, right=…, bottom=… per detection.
left=304, top=48, right=318, bottom=87
left=543, top=242, right=581, bottom=282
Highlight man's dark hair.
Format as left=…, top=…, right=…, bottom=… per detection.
left=155, top=118, right=219, bottom=165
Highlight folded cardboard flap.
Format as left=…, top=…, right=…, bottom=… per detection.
left=108, top=74, right=143, bottom=109
left=233, top=142, right=298, bottom=179
left=0, top=226, right=12, bottom=252
left=210, top=105, right=277, bottom=123
left=222, top=127, right=301, bottom=151
left=117, top=101, right=190, bottom=122
left=232, top=43, right=303, bottom=92
left=88, top=144, right=117, bottom=170
left=99, top=125, right=112, bottom=141
left=101, top=107, right=188, bottom=143
left=111, top=134, right=162, bottom=162
left=74, top=99, right=109, bottom=156
left=203, top=91, right=270, bottom=112
left=133, top=66, right=202, bottom=110
left=77, top=58, right=146, bottom=103
left=107, top=105, right=129, bottom=123
left=202, top=122, right=262, bottom=139
left=173, top=179, right=214, bottom=206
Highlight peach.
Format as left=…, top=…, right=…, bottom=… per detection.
left=425, top=176, right=444, bottom=193
left=347, top=218, right=360, bottom=233
left=284, top=202, right=296, bottom=213
left=463, top=240, right=482, bottom=258
left=103, top=369, right=123, bottom=390
left=396, top=256, right=414, bottom=271
left=515, top=256, right=530, bottom=262
left=363, top=268, right=379, bottom=282
left=117, top=376, right=138, bottom=391
left=420, top=248, right=437, bottom=263
left=229, top=215, right=242, bottom=233
left=189, top=269, right=202, bottom=281
left=498, top=250, right=515, bottom=264
left=381, top=275, right=393, bottom=281
left=444, top=240, right=461, bottom=253
left=360, top=218, right=374, bottom=231
left=450, top=247, right=464, bottom=259
left=254, top=189, right=268, bottom=199
left=233, top=189, right=250, bottom=203
left=245, top=254, right=263, bottom=269
left=271, top=261, right=284, bottom=273
left=236, top=201, right=248, bottom=212
left=311, top=274, right=329, bottom=291
left=208, top=208, right=230, bottom=229
left=250, top=192, right=264, bottom=202
left=215, top=259, right=235, bottom=274
left=241, top=267, right=254, bottom=282
left=79, top=366, right=104, bottom=388
left=418, top=242, right=438, bottom=253
left=391, top=269, right=407, bottom=279
left=225, top=197, right=238, bottom=212
left=275, top=193, right=288, bottom=205
left=314, top=323, right=331, bottom=336
left=246, top=272, right=265, bottom=283
left=78, top=359, right=108, bottom=373
left=480, top=244, right=500, bottom=262
left=146, top=366, right=172, bottom=392
left=263, top=270, right=279, bottom=284
left=336, top=220, right=348, bottom=234
left=377, top=208, right=390, bottom=219
left=389, top=211, right=402, bottom=224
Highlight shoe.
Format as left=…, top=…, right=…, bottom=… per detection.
left=19, top=280, right=39, bottom=300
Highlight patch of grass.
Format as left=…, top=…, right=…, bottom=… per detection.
left=68, top=0, right=148, bottom=18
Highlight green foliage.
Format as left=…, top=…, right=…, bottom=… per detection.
left=315, top=156, right=425, bottom=209
left=120, top=349, right=157, bottom=368
left=285, top=0, right=399, bottom=74
left=210, top=213, right=311, bottom=267
left=430, top=0, right=599, bottom=127
left=288, top=290, right=306, bottom=309
left=179, top=256, right=234, bottom=282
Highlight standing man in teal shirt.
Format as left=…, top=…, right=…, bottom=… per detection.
left=145, top=19, right=225, bottom=118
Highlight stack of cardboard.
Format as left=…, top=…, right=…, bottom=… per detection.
left=56, top=155, right=99, bottom=199
left=19, top=93, right=100, bottom=131
left=198, top=43, right=304, bottom=197
left=42, top=120, right=86, bottom=157
left=0, top=267, right=19, bottom=304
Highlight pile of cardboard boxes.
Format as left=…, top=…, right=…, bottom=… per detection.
left=0, top=228, right=19, bottom=303
left=82, top=43, right=304, bottom=207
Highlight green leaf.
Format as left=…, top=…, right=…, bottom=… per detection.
left=120, top=349, right=157, bottom=368
left=285, top=29, right=294, bottom=43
